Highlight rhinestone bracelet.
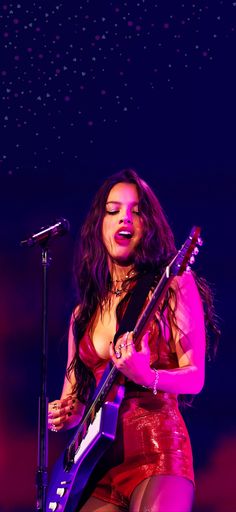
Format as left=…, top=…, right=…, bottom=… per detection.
left=142, top=369, right=159, bottom=395
left=152, top=369, right=159, bottom=395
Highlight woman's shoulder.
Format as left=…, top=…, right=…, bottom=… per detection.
left=172, top=270, right=198, bottom=296
left=171, top=271, right=204, bottom=322
left=69, top=304, right=81, bottom=327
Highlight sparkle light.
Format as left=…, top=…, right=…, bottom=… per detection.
left=0, top=0, right=235, bottom=173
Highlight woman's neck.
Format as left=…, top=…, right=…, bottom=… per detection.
left=110, top=264, right=135, bottom=283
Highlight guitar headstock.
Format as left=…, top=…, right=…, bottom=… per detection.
left=170, top=226, right=203, bottom=276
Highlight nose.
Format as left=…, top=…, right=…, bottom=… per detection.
left=118, top=206, right=133, bottom=224
left=119, top=215, right=132, bottom=224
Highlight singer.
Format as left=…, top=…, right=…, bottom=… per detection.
left=47, top=169, right=219, bottom=512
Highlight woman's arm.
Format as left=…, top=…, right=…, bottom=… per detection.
left=110, top=271, right=206, bottom=395
left=152, top=270, right=206, bottom=394
left=48, top=311, right=85, bottom=432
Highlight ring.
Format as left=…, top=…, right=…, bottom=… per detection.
left=52, top=403, right=59, bottom=411
left=115, top=350, right=121, bottom=359
left=118, top=343, right=126, bottom=349
left=50, top=423, right=57, bottom=432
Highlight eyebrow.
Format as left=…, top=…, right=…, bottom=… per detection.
left=106, top=201, right=139, bottom=205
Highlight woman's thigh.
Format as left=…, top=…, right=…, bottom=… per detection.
left=130, top=474, right=194, bottom=512
left=79, top=495, right=124, bottom=512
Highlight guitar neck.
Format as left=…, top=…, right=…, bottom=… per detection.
left=133, top=266, right=173, bottom=344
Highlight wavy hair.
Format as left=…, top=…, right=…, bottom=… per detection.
left=67, top=168, right=220, bottom=403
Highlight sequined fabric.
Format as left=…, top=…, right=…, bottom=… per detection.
left=78, top=320, right=194, bottom=510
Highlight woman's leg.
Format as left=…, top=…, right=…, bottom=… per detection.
left=130, top=475, right=194, bottom=512
left=79, top=495, right=124, bottom=512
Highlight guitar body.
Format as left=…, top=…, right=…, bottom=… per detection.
left=46, top=390, right=124, bottom=512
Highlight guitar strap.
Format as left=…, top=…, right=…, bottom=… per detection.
left=86, top=271, right=157, bottom=406
left=113, top=270, right=156, bottom=347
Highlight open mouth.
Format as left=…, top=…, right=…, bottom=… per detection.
left=116, top=230, right=133, bottom=239
left=114, top=229, right=134, bottom=242
left=113, top=227, right=135, bottom=246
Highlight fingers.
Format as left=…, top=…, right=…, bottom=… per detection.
left=109, top=330, right=152, bottom=385
left=122, top=331, right=135, bottom=355
left=117, top=331, right=134, bottom=358
left=48, top=396, right=76, bottom=432
left=110, top=330, right=151, bottom=365
left=141, top=330, right=151, bottom=354
left=110, top=331, right=135, bottom=362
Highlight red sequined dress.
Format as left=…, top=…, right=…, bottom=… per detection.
left=78, top=303, right=194, bottom=511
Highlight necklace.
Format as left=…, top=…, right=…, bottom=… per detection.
left=110, top=287, right=125, bottom=297
left=109, top=269, right=136, bottom=296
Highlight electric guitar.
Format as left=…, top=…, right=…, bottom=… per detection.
left=46, top=226, right=202, bottom=512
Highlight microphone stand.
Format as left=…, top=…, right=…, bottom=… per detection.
left=20, top=218, right=70, bottom=511
left=36, top=244, right=51, bottom=512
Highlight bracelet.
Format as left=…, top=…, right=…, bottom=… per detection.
left=152, top=369, right=159, bottom=395
left=142, top=369, right=159, bottom=394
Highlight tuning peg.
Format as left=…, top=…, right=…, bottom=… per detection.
left=197, top=237, right=203, bottom=246
left=189, top=255, right=195, bottom=264
left=186, top=265, right=191, bottom=273
left=193, top=247, right=199, bottom=255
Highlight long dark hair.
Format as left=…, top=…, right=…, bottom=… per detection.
left=67, top=168, right=219, bottom=402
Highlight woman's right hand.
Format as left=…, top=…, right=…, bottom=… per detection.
left=48, top=395, right=83, bottom=432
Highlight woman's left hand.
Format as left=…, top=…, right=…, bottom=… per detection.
left=109, top=331, right=154, bottom=387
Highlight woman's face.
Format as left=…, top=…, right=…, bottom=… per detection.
left=102, top=182, right=144, bottom=265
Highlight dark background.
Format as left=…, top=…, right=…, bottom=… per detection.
left=0, top=2, right=235, bottom=511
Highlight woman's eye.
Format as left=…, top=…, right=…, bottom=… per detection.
left=105, top=209, right=141, bottom=216
left=106, top=210, right=119, bottom=215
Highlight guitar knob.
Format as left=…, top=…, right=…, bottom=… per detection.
left=197, top=236, right=203, bottom=246
left=56, top=487, right=66, bottom=497
left=49, top=503, right=58, bottom=511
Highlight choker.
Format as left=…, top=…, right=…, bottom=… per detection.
left=111, top=269, right=136, bottom=284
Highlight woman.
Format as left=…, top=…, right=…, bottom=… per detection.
left=48, top=168, right=218, bottom=512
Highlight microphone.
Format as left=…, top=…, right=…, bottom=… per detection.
left=20, top=218, right=70, bottom=247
